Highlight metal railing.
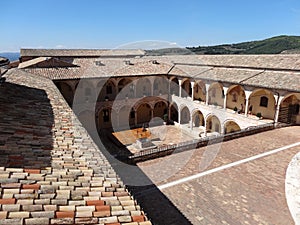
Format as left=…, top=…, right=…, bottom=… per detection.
left=128, top=122, right=275, bottom=163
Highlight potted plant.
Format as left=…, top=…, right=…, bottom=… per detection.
left=256, top=112, right=262, bottom=119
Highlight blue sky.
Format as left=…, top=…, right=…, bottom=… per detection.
left=1, top=0, right=300, bottom=52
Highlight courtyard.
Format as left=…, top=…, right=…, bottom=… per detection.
left=135, top=126, right=300, bottom=224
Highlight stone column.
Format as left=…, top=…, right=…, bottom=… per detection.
left=274, top=95, right=284, bottom=123
left=178, top=108, right=181, bottom=124
left=134, top=110, right=138, bottom=126
left=244, top=90, right=252, bottom=116
left=205, top=83, right=210, bottom=105
left=191, top=81, right=195, bottom=101
left=190, top=113, right=193, bottom=130
left=223, top=86, right=229, bottom=109
left=178, top=79, right=182, bottom=98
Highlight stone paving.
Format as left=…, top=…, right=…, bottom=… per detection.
left=138, top=126, right=300, bottom=224
left=112, top=126, right=195, bottom=154
left=0, top=69, right=151, bottom=225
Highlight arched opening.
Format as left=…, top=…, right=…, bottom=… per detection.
left=180, top=106, right=190, bottom=124
left=153, top=101, right=168, bottom=119
left=153, top=77, right=168, bottom=96
left=98, top=108, right=116, bottom=129
left=224, top=120, right=241, bottom=134
left=170, top=77, right=179, bottom=96
left=194, top=80, right=206, bottom=102
left=279, top=93, right=300, bottom=124
left=206, top=115, right=221, bottom=134
left=226, top=85, right=246, bottom=111
left=75, top=80, right=95, bottom=103
left=136, top=78, right=152, bottom=98
left=208, top=82, right=224, bottom=107
left=170, top=102, right=178, bottom=123
left=136, top=103, right=152, bottom=125
left=248, top=89, right=275, bottom=119
left=118, top=106, right=135, bottom=129
left=192, top=110, right=205, bottom=128
left=118, top=78, right=133, bottom=99
left=181, top=79, right=191, bottom=98
left=97, top=79, right=117, bottom=102
left=56, top=82, right=74, bottom=106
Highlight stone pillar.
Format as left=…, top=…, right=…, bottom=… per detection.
left=205, top=83, right=210, bottom=105
left=178, top=79, right=182, bottom=98
left=274, top=95, right=284, bottom=123
left=223, top=86, right=229, bottom=110
left=191, top=81, right=195, bottom=101
left=178, top=108, right=181, bottom=124
left=190, top=113, right=193, bottom=130
left=244, top=90, right=252, bottom=116
left=134, top=110, right=138, bottom=126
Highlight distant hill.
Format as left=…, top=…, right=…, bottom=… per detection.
left=0, top=52, right=20, bottom=62
left=187, top=35, right=300, bottom=54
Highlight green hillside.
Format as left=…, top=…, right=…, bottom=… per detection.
left=187, top=35, right=300, bottom=54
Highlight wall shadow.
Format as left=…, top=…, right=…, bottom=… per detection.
left=86, top=129, right=193, bottom=225
left=0, top=82, right=53, bottom=169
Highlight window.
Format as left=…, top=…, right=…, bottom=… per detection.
left=106, top=85, right=112, bottom=94
left=232, top=92, right=238, bottom=102
left=211, top=88, right=216, bottom=97
left=130, top=110, right=135, bottom=119
left=102, top=109, right=110, bottom=122
left=260, top=96, right=269, bottom=107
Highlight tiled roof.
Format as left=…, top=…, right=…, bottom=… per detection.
left=20, top=49, right=146, bottom=57
left=0, top=69, right=151, bottom=225
left=19, top=50, right=300, bottom=92
left=19, top=57, right=77, bottom=69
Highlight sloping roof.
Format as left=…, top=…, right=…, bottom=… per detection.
left=0, top=68, right=151, bottom=224
left=20, top=49, right=146, bottom=57
left=18, top=57, right=78, bottom=69
left=19, top=50, right=300, bottom=93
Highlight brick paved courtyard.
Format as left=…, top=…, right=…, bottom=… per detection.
left=137, top=126, right=300, bottom=224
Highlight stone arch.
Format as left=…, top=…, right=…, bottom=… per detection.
left=279, top=93, right=300, bottom=124
left=181, top=78, right=192, bottom=97
left=56, top=81, right=74, bottom=106
left=75, top=79, right=96, bottom=103
left=194, top=80, right=206, bottom=102
left=170, top=102, right=178, bottom=123
left=248, top=89, right=276, bottom=119
left=136, top=103, right=152, bottom=125
left=97, top=79, right=117, bottom=101
left=226, top=85, right=246, bottom=111
left=153, top=101, right=168, bottom=119
left=224, top=120, right=241, bottom=134
left=117, top=78, right=134, bottom=98
left=208, top=82, right=224, bottom=107
left=136, top=77, right=152, bottom=98
left=192, top=109, right=205, bottom=128
left=97, top=107, right=117, bottom=129
left=206, top=114, right=221, bottom=133
left=153, top=76, right=169, bottom=96
left=170, top=77, right=179, bottom=96
left=118, top=105, right=135, bottom=129
left=180, top=106, right=190, bottom=124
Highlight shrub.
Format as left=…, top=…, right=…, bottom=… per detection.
left=256, top=112, right=262, bottom=118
